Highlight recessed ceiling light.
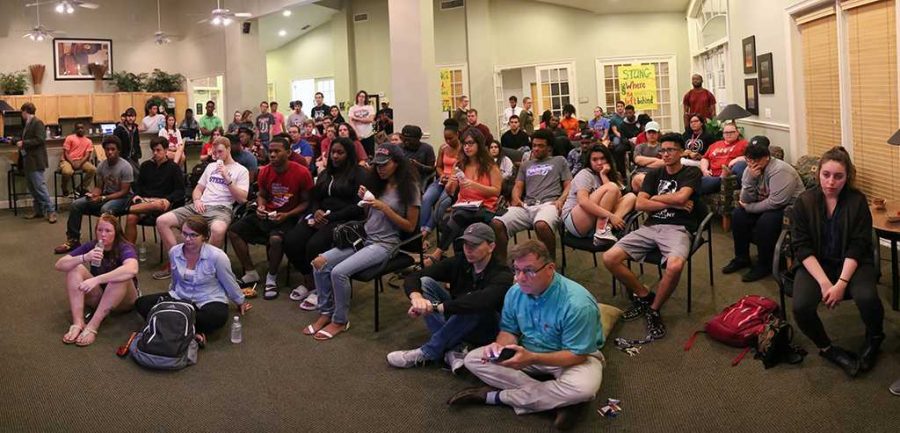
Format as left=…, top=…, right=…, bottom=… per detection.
left=278, top=29, right=287, bottom=37
left=282, top=10, right=291, bottom=17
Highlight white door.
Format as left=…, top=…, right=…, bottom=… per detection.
left=535, top=63, right=576, bottom=119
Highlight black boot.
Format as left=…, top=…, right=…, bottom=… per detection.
left=819, top=346, right=860, bottom=378
left=859, top=332, right=886, bottom=373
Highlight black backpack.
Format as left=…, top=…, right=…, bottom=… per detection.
left=754, top=316, right=807, bottom=369
left=130, top=301, right=198, bottom=370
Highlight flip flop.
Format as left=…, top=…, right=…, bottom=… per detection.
left=299, top=293, right=318, bottom=311
left=314, top=322, right=350, bottom=341
left=289, top=285, right=310, bottom=301
left=75, top=327, right=98, bottom=347
left=63, top=324, right=83, bottom=344
left=302, top=317, right=331, bottom=336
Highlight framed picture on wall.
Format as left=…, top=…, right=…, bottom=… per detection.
left=758, top=53, right=775, bottom=94
left=742, top=36, right=757, bottom=74
left=53, top=38, right=113, bottom=80
left=745, top=78, right=759, bottom=115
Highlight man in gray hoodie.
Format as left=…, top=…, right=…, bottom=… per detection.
left=722, top=137, right=804, bottom=282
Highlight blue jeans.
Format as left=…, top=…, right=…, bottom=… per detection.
left=65, top=196, right=131, bottom=240
left=421, top=182, right=445, bottom=231
left=25, top=170, right=54, bottom=214
left=314, top=243, right=393, bottom=324
left=700, top=161, right=747, bottom=195
left=418, top=276, right=499, bottom=361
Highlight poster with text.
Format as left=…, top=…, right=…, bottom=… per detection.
left=618, top=64, right=658, bottom=110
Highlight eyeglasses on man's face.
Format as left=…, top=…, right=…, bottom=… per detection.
left=511, top=262, right=550, bottom=279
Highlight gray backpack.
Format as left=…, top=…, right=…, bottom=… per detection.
left=130, top=300, right=198, bottom=370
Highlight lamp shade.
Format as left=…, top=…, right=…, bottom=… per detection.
left=0, top=100, right=14, bottom=112
left=716, top=104, right=752, bottom=122
left=888, top=129, right=900, bottom=146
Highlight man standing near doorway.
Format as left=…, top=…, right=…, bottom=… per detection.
left=16, top=102, right=57, bottom=223
left=501, top=96, right=523, bottom=133
left=256, top=101, right=275, bottom=150
left=520, top=97, right=535, bottom=136
left=310, top=92, right=329, bottom=134
left=198, top=100, right=223, bottom=143
left=683, top=74, right=717, bottom=127
left=453, top=95, right=470, bottom=127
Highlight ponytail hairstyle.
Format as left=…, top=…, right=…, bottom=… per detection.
left=818, top=146, right=857, bottom=190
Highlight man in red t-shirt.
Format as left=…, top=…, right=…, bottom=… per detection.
left=683, top=74, right=717, bottom=127
left=699, top=122, right=747, bottom=194
left=228, top=136, right=314, bottom=299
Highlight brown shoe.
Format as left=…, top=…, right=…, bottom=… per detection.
left=47, top=212, right=58, bottom=224
left=447, top=386, right=496, bottom=406
left=54, top=239, right=81, bottom=254
left=23, top=211, right=45, bottom=220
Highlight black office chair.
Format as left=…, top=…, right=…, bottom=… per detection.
left=559, top=210, right=641, bottom=296
left=641, top=210, right=716, bottom=313
left=350, top=226, right=424, bottom=332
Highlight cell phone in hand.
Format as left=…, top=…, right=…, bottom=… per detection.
left=491, top=348, right=516, bottom=363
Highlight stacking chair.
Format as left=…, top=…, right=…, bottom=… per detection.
left=558, top=210, right=641, bottom=296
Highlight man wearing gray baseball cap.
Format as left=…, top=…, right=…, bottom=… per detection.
left=387, top=223, right=513, bottom=372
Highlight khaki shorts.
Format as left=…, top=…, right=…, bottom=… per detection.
left=168, top=203, right=234, bottom=227
left=614, top=224, right=690, bottom=264
left=494, top=202, right=560, bottom=235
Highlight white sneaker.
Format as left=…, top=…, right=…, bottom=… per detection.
left=241, top=270, right=260, bottom=285
left=299, top=292, right=318, bottom=311
left=592, top=226, right=618, bottom=246
left=443, top=350, right=467, bottom=374
left=386, top=348, right=429, bottom=368
left=290, top=284, right=310, bottom=301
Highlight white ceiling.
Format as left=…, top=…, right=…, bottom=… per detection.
left=256, top=2, right=337, bottom=51
left=533, top=0, right=691, bottom=14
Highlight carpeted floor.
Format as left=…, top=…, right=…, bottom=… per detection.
left=1, top=207, right=898, bottom=433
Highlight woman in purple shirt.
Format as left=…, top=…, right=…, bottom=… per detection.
left=56, top=213, right=139, bottom=346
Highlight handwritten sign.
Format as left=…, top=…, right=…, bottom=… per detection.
left=617, top=64, right=658, bottom=110
left=440, top=69, right=454, bottom=112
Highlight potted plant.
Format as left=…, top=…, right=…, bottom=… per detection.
left=110, top=70, right=146, bottom=92
left=144, top=69, right=185, bottom=93
left=0, top=70, right=29, bottom=95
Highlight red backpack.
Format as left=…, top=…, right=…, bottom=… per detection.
left=684, top=295, right=780, bottom=366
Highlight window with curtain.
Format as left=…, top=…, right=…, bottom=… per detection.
left=845, top=0, right=899, bottom=200
left=799, top=9, right=841, bottom=158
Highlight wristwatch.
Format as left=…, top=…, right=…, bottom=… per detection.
left=431, top=300, right=441, bottom=312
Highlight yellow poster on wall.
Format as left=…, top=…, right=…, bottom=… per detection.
left=440, top=69, right=453, bottom=112
left=617, top=64, right=658, bottom=110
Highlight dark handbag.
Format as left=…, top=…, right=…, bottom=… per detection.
left=333, top=221, right=366, bottom=251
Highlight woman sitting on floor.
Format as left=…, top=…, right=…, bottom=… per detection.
left=304, top=144, right=420, bottom=340
left=790, top=146, right=884, bottom=377
left=135, top=216, right=250, bottom=346
left=283, top=137, right=367, bottom=310
left=56, top=213, right=140, bottom=347
left=424, top=128, right=502, bottom=265
left=561, top=144, right=636, bottom=246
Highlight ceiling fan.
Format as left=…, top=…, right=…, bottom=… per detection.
left=197, top=0, right=252, bottom=26
left=22, top=2, right=64, bottom=41
left=25, top=1, right=100, bottom=14
left=153, top=0, right=176, bottom=45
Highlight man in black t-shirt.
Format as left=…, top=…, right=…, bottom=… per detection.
left=602, top=133, right=701, bottom=340
left=256, top=101, right=275, bottom=148
left=610, top=104, right=640, bottom=179
left=500, top=115, right=530, bottom=150
left=310, top=92, right=329, bottom=134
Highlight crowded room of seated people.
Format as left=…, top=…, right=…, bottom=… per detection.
left=2, top=1, right=898, bottom=432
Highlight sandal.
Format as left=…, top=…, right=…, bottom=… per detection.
left=75, top=327, right=98, bottom=347
left=303, top=317, right=331, bottom=336
left=63, top=324, right=83, bottom=344
left=299, top=292, right=318, bottom=311
left=263, top=283, right=279, bottom=300
left=314, top=322, right=350, bottom=341
left=289, top=285, right=310, bottom=301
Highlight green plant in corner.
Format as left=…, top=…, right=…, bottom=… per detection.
left=144, top=69, right=185, bottom=93
left=110, top=71, right=146, bottom=92
left=0, top=70, right=29, bottom=95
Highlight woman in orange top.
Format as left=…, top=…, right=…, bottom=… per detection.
left=421, top=119, right=462, bottom=235
left=425, top=127, right=501, bottom=264
left=560, top=103, right=580, bottom=138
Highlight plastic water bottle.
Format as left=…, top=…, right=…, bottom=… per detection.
left=90, top=241, right=104, bottom=268
left=230, top=315, right=243, bottom=344
left=138, top=243, right=148, bottom=263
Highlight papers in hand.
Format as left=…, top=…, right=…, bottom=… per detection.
left=358, top=190, right=375, bottom=207
left=452, top=200, right=482, bottom=210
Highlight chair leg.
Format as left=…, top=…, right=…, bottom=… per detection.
left=374, top=278, right=381, bottom=332
left=8, top=171, right=18, bottom=216
left=611, top=275, right=617, bottom=297
left=707, top=234, right=715, bottom=286
left=687, top=258, right=693, bottom=313
left=53, top=171, right=59, bottom=212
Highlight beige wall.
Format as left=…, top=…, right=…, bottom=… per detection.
left=350, top=0, right=392, bottom=102
left=266, top=21, right=338, bottom=106
left=433, top=0, right=467, bottom=65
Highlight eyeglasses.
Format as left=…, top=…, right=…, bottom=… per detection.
left=511, top=262, right=550, bottom=279
left=659, top=148, right=680, bottom=154
left=181, top=231, right=201, bottom=239
left=723, top=130, right=739, bottom=135
left=462, top=140, right=477, bottom=146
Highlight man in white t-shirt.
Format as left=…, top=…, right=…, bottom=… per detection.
left=501, top=96, right=523, bottom=133
left=140, top=104, right=166, bottom=134
left=153, top=136, right=250, bottom=279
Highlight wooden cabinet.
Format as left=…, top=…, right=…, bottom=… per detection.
left=58, top=94, right=91, bottom=118
left=34, top=95, right=59, bottom=125
left=114, top=92, right=133, bottom=118
left=91, top=93, right=116, bottom=123
left=172, top=92, right=188, bottom=119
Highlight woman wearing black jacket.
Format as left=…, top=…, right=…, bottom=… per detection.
left=681, top=113, right=715, bottom=163
left=790, top=146, right=884, bottom=377
left=283, top=138, right=367, bottom=305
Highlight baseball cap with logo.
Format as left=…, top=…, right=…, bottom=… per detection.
left=457, top=222, right=495, bottom=244
left=749, top=135, right=770, bottom=147
left=372, top=144, right=404, bottom=165
left=644, top=121, right=661, bottom=132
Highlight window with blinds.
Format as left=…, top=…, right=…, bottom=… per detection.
left=799, top=12, right=841, bottom=158
left=845, top=0, right=899, bottom=200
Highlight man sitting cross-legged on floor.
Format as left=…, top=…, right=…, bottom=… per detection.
left=602, top=132, right=702, bottom=340
left=227, top=136, right=313, bottom=299
left=448, top=240, right=603, bottom=431
left=387, top=223, right=513, bottom=371
left=123, top=137, right=185, bottom=244
left=490, top=129, right=572, bottom=262
left=153, top=136, right=249, bottom=279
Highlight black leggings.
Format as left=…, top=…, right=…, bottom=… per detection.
left=791, top=263, right=884, bottom=348
left=283, top=221, right=338, bottom=274
left=135, top=293, right=230, bottom=335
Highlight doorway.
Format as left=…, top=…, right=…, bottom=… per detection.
left=494, top=62, right=577, bottom=134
